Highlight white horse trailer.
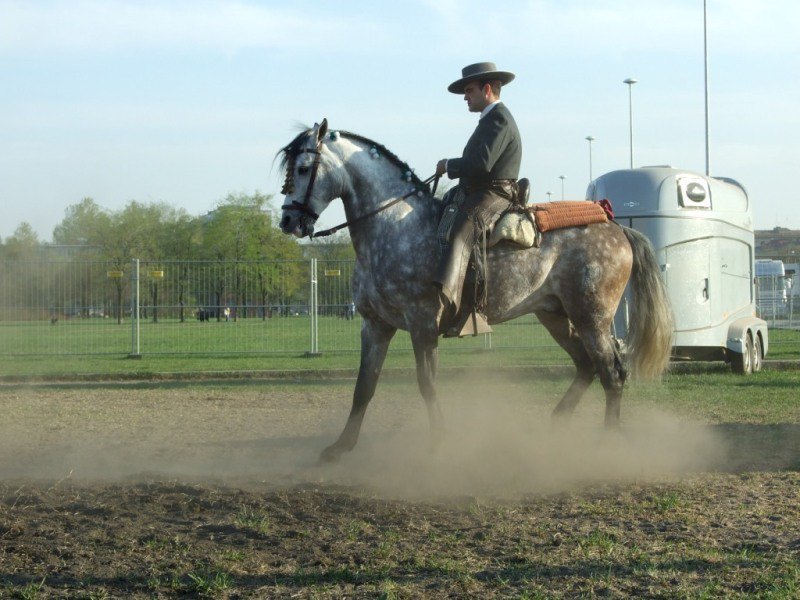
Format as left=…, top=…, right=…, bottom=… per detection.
left=587, top=167, right=768, bottom=374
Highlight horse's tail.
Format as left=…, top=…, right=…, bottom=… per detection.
left=621, top=226, right=674, bottom=380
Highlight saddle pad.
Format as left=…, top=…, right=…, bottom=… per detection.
left=530, top=200, right=608, bottom=232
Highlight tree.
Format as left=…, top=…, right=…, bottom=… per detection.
left=52, top=198, right=200, bottom=323
left=1, top=224, right=45, bottom=320
left=160, top=214, right=201, bottom=322
left=302, top=231, right=355, bottom=262
left=199, top=192, right=303, bottom=321
left=52, top=198, right=112, bottom=249
left=111, top=201, right=195, bottom=323
left=41, top=192, right=309, bottom=323
left=3, top=223, right=40, bottom=260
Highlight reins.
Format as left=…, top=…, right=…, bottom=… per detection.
left=307, top=173, right=441, bottom=239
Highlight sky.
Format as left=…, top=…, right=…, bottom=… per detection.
left=1, top=0, right=799, bottom=242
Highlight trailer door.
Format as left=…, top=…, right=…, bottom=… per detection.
left=718, top=238, right=753, bottom=317
left=665, top=239, right=711, bottom=331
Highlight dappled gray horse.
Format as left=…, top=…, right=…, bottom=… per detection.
left=279, top=120, right=673, bottom=463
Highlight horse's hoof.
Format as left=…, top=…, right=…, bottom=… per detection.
left=550, top=411, right=572, bottom=428
left=318, top=445, right=343, bottom=465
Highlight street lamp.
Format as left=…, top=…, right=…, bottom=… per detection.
left=546, top=191, right=552, bottom=202
left=703, top=0, right=710, bottom=175
left=623, top=77, right=637, bottom=168
left=585, top=135, right=595, bottom=181
left=559, top=175, right=566, bottom=200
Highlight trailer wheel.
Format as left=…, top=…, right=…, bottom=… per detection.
left=731, top=331, right=754, bottom=375
left=751, top=332, right=763, bottom=373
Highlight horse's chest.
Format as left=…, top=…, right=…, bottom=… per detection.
left=353, top=259, right=423, bottom=310
left=355, top=268, right=413, bottom=298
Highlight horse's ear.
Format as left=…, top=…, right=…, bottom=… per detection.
left=317, top=118, right=328, bottom=142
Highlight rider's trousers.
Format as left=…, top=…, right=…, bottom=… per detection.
left=433, top=189, right=506, bottom=313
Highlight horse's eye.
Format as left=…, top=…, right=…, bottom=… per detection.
left=298, top=166, right=310, bottom=175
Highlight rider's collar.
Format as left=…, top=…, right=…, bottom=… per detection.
left=480, top=100, right=501, bottom=120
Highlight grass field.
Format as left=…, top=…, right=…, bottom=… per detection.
left=0, top=316, right=798, bottom=379
left=0, top=314, right=569, bottom=378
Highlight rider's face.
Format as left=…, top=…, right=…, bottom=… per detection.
left=463, top=81, right=490, bottom=113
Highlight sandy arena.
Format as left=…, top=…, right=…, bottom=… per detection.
left=1, top=374, right=798, bottom=598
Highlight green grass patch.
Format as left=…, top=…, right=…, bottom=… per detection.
left=1, top=315, right=798, bottom=380
left=185, top=569, right=232, bottom=596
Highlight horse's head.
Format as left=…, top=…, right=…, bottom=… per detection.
left=278, top=119, right=339, bottom=238
left=278, top=119, right=432, bottom=240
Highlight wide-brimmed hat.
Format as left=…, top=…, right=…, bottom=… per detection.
left=448, top=62, right=515, bottom=94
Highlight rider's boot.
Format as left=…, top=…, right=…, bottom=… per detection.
left=444, top=293, right=493, bottom=337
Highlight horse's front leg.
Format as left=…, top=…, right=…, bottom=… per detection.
left=410, top=322, right=444, bottom=450
left=319, top=317, right=396, bottom=463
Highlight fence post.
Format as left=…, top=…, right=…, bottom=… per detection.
left=128, top=258, right=141, bottom=358
left=308, top=258, right=321, bottom=355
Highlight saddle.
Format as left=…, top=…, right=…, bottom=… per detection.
left=438, top=179, right=612, bottom=250
left=489, top=199, right=612, bottom=250
left=437, top=178, right=532, bottom=252
left=436, top=183, right=614, bottom=334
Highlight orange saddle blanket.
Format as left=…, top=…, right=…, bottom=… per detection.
left=528, top=200, right=611, bottom=232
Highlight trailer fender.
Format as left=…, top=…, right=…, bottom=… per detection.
left=726, top=317, right=769, bottom=358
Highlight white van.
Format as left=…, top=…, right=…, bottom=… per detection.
left=755, top=259, right=789, bottom=319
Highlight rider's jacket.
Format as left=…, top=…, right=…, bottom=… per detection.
left=445, top=102, right=522, bottom=193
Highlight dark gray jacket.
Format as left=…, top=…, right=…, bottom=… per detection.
left=446, top=102, right=522, bottom=189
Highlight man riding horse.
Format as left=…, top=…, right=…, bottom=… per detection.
left=434, top=62, right=522, bottom=338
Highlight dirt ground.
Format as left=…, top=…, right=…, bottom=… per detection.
left=1, top=376, right=798, bottom=598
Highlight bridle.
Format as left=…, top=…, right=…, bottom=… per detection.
left=280, top=140, right=324, bottom=222
left=281, top=135, right=440, bottom=239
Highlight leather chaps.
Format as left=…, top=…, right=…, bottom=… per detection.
left=433, top=187, right=511, bottom=313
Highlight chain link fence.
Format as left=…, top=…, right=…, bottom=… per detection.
left=0, top=258, right=557, bottom=356
left=3, top=257, right=796, bottom=358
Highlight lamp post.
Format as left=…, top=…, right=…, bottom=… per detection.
left=559, top=175, right=566, bottom=200
left=546, top=191, right=552, bottom=202
left=623, top=77, right=637, bottom=168
left=585, top=135, right=595, bottom=181
left=703, top=0, right=710, bottom=175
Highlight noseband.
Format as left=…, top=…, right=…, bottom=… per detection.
left=281, top=140, right=323, bottom=220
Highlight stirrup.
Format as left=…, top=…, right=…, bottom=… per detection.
left=443, top=308, right=493, bottom=338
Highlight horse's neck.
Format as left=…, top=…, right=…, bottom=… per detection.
left=331, top=142, right=438, bottom=271
left=345, top=174, right=438, bottom=264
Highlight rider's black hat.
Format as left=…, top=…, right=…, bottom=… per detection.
left=448, top=62, right=515, bottom=94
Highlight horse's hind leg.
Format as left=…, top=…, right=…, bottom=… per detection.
left=320, top=317, right=396, bottom=463
left=536, top=311, right=595, bottom=421
left=563, top=316, right=628, bottom=427
left=595, top=334, right=627, bottom=426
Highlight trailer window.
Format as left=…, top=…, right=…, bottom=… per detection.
left=677, top=177, right=711, bottom=209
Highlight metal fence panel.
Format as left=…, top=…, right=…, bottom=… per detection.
left=0, top=257, right=570, bottom=357
left=133, top=259, right=317, bottom=355
left=0, top=260, right=132, bottom=355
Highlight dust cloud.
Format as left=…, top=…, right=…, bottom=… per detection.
left=319, top=396, right=727, bottom=499
left=0, top=377, right=730, bottom=498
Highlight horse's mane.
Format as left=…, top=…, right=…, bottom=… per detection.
left=277, top=126, right=426, bottom=194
